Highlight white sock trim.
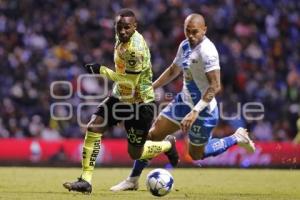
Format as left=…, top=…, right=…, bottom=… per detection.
left=127, top=176, right=139, bottom=182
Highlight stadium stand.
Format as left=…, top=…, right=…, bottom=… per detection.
left=0, top=0, right=299, bottom=142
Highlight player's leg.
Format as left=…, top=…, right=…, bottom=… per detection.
left=110, top=115, right=180, bottom=191
left=63, top=115, right=106, bottom=193
left=189, top=127, right=255, bottom=160
left=63, top=97, right=118, bottom=193
left=125, top=103, right=177, bottom=161
left=188, top=108, right=255, bottom=160
left=188, top=106, right=235, bottom=159
left=81, top=115, right=106, bottom=182
left=127, top=114, right=180, bottom=176
left=148, top=115, right=181, bottom=140
left=110, top=103, right=180, bottom=192
left=188, top=126, right=237, bottom=160
left=189, top=126, right=239, bottom=160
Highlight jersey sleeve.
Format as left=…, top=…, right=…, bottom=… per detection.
left=201, top=43, right=220, bottom=73
left=100, top=66, right=140, bottom=86
left=172, top=42, right=183, bottom=67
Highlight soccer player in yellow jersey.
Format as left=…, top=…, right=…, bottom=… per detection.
left=63, top=9, right=178, bottom=194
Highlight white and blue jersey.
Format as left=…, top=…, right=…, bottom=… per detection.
left=161, top=36, right=220, bottom=146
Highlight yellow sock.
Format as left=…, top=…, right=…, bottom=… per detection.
left=140, top=140, right=171, bottom=160
left=81, top=131, right=102, bottom=183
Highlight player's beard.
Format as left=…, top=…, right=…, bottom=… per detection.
left=189, top=39, right=197, bottom=47
left=119, top=31, right=135, bottom=43
left=119, top=34, right=131, bottom=43
left=189, top=38, right=202, bottom=48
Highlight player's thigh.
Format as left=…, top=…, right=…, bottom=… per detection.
left=149, top=94, right=188, bottom=141
left=148, top=115, right=180, bottom=141
left=187, top=124, right=217, bottom=160
left=188, top=107, right=219, bottom=159
left=90, top=96, right=121, bottom=133
left=125, top=103, right=155, bottom=159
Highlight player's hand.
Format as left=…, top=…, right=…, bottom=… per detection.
left=180, top=110, right=199, bottom=133
left=84, top=63, right=101, bottom=74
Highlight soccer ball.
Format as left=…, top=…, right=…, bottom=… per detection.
left=146, top=168, right=174, bottom=197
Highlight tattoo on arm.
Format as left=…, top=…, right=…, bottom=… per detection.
left=203, top=87, right=216, bottom=102
left=202, top=70, right=221, bottom=102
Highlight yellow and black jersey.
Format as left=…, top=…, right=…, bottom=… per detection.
left=100, top=31, right=154, bottom=103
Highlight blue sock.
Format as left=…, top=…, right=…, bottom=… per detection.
left=129, top=159, right=149, bottom=177
left=203, top=135, right=237, bottom=158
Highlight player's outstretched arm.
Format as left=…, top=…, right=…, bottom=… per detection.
left=153, top=63, right=181, bottom=89
left=84, top=63, right=141, bottom=85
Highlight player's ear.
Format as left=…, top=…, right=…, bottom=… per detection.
left=203, top=25, right=207, bottom=34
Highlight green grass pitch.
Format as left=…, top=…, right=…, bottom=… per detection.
left=1, top=167, right=300, bottom=200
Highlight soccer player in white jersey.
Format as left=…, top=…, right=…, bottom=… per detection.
left=110, top=13, right=256, bottom=191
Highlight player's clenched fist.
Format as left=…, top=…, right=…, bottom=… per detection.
left=85, top=63, right=101, bottom=74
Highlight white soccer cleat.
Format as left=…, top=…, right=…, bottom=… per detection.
left=234, top=127, right=256, bottom=153
left=110, top=179, right=139, bottom=192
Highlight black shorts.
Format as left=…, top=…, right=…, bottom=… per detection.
left=94, top=96, right=155, bottom=147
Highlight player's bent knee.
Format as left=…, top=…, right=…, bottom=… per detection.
left=128, top=150, right=142, bottom=160
left=129, top=152, right=142, bottom=160
left=189, top=152, right=204, bottom=160
left=87, top=125, right=100, bottom=133
left=189, top=145, right=205, bottom=160
left=86, top=115, right=106, bottom=133
left=128, top=145, right=143, bottom=160
left=86, top=121, right=101, bottom=133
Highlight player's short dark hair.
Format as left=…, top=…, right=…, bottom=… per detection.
left=116, top=8, right=136, bottom=20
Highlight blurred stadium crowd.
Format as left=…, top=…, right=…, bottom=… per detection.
left=0, top=0, right=299, bottom=141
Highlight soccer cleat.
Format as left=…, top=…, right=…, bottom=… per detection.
left=63, top=177, right=92, bottom=194
left=110, top=179, right=139, bottom=192
left=164, top=135, right=179, bottom=167
left=234, top=127, right=256, bottom=153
